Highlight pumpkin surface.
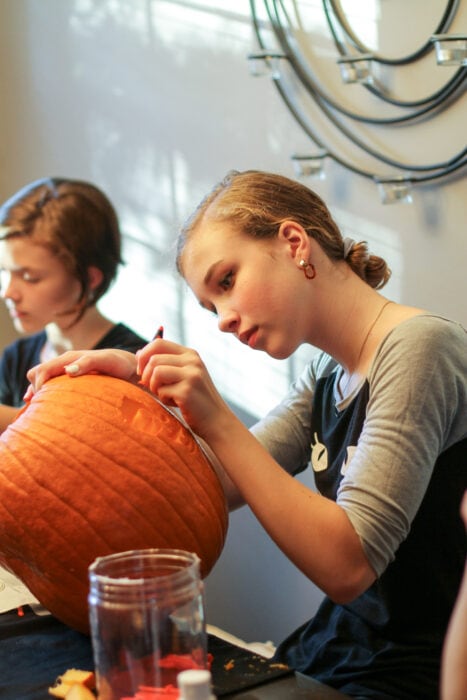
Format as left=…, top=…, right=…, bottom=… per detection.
left=0, top=374, right=228, bottom=633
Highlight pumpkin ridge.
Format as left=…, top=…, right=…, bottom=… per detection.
left=158, top=436, right=227, bottom=542
left=1, top=449, right=197, bottom=593
left=18, top=392, right=215, bottom=480
left=2, top=429, right=201, bottom=554
left=0, top=441, right=72, bottom=545
left=0, top=460, right=113, bottom=559
left=34, top=376, right=187, bottom=437
left=32, top=422, right=217, bottom=556
left=16, top=380, right=214, bottom=477
left=36, top=375, right=150, bottom=409
left=4, top=411, right=220, bottom=563
left=0, top=485, right=32, bottom=557
left=10, top=555, right=91, bottom=616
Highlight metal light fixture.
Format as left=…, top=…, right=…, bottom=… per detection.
left=431, top=34, right=467, bottom=66
left=247, top=50, right=287, bottom=80
left=374, top=176, right=413, bottom=205
left=337, top=54, right=374, bottom=85
left=291, top=153, right=327, bottom=179
left=249, top=2, right=467, bottom=203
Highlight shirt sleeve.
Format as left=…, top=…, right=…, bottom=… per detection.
left=0, top=351, right=12, bottom=405
left=337, top=316, right=467, bottom=576
left=251, top=351, right=338, bottom=475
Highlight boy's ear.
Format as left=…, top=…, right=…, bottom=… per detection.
left=278, top=220, right=311, bottom=262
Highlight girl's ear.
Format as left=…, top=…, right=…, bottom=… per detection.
left=277, top=220, right=311, bottom=262
left=87, top=265, right=104, bottom=292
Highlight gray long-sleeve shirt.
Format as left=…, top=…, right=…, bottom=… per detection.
left=251, top=314, right=467, bottom=576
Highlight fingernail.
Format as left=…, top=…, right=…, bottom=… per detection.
left=65, top=363, right=80, bottom=375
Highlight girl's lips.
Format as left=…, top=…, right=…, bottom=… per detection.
left=240, top=328, right=259, bottom=349
left=248, top=330, right=259, bottom=349
left=10, top=309, right=26, bottom=320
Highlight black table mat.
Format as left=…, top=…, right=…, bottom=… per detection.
left=209, top=634, right=292, bottom=697
left=0, top=608, right=292, bottom=699
left=0, top=607, right=94, bottom=700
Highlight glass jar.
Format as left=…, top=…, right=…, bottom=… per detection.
left=88, top=548, right=207, bottom=700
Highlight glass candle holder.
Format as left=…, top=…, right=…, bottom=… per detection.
left=431, top=34, right=467, bottom=66
left=247, top=51, right=286, bottom=80
left=337, top=54, right=374, bottom=85
left=375, top=176, right=413, bottom=205
left=88, top=549, right=206, bottom=700
left=291, top=153, right=327, bottom=179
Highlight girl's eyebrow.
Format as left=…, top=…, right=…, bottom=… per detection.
left=203, top=259, right=224, bottom=285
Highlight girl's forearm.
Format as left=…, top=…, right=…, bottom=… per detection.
left=205, top=410, right=376, bottom=601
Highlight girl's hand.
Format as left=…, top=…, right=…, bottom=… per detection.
left=136, top=338, right=230, bottom=439
left=25, top=348, right=138, bottom=399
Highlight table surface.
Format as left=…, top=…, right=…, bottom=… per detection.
left=225, top=672, right=350, bottom=698
left=208, top=634, right=349, bottom=699
left=0, top=607, right=349, bottom=699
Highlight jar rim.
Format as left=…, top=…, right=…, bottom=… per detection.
left=88, top=548, right=201, bottom=590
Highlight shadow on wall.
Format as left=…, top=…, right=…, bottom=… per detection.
left=205, top=464, right=325, bottom=644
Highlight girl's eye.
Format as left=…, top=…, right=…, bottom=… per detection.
left=0, top=270, right=40, bottom=288
left=22, top=272, right=40, bottom=283
left=219, top=271, right=233, bottom=290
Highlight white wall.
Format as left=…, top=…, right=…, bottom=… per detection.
left=0, top=1, right=465, bottom=644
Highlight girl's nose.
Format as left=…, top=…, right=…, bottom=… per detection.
left=218, top=307, right=239, bottom=334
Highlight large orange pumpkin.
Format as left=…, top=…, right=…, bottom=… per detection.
left=0, top=374, right=228, bottom=634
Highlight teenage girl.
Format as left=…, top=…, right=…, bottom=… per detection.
left=26, top=170, right=466, bottom=699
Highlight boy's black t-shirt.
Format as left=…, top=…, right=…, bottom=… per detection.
left=0, top=323, right=147, bottom=407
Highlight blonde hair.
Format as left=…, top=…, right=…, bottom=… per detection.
left=177, top=170, right=390, bottom=289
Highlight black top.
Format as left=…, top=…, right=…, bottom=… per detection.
left=273, top=375, right=466, bottom=700
left=0, top=323, right=148, bottom=407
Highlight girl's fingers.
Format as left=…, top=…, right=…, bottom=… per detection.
left=26, top=349, right=137, bottom=393
left=139, top=362, right=184, bottom=397
left=138, top=349, right=205, bottom=397
left=136, top=338, right=187, bottom=375
left=26, top=351, right=84, bottom=391
left=22, top=384, right=35, bottom=402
